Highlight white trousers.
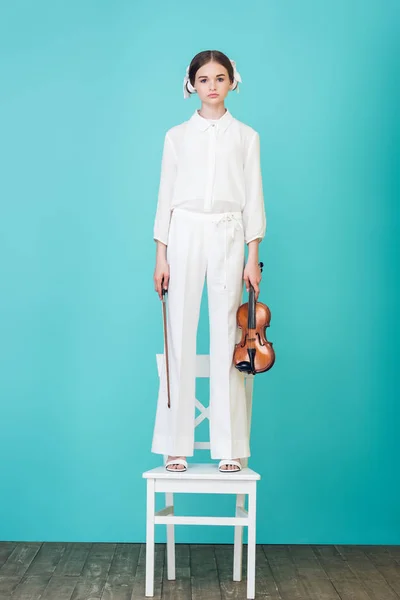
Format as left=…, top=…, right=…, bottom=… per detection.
left=151, top=208, right=250, bottom=460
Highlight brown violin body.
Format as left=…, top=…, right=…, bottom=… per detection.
left=233, top=262, right=275, bottom=375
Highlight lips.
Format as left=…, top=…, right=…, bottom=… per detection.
left=208, top=94, right=219, bottom=97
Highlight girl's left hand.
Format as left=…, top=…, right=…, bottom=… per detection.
left=243, top=260, right=262, bottom=301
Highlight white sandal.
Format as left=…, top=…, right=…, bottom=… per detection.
left=165, top=458, right=188, bottom=472
left=218, top=459, right=242, bottom=472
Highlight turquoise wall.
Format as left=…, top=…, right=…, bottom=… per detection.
left=1, top=1, right=399, bottom=544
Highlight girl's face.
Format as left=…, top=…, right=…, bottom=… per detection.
left=194, top=61, right=234, bottom=105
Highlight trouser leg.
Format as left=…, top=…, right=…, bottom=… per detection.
left=151, top=209, right=206, bottom=457
left=206, top=215, right=250, bottom=460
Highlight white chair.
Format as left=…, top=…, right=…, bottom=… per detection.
left=142, top=353, right=261, bottom=599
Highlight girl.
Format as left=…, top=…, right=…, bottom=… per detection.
left=152, top=50, right=266, bottom=473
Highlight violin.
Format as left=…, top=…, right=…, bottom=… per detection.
left=233, top=261, right=275, bottom=375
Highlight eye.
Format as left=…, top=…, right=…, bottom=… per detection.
left=199, top=78, right=225, bottom=83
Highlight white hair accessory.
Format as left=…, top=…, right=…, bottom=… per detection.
left=183, top=58, right=242, bottom=99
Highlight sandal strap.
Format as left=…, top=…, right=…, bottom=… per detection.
left=165, top=459, right=188, bottom=468
left=218, top=459, right=241, bottom=470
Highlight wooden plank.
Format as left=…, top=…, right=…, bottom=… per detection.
left=100, top=543, right=140, bottom=600
left=214, top=543, right=247, bottom=599
left=130, top=543, right=164, bottom=600
left=376, top=547, right=400, bottom=564
left=40, top=575, right=79, bottom=600
left=215, top=543, right=283, bottom=599
left=387, top=547, right=400, bottom=564
left=0, top=543, right=41, bottom=578
left=254, top=545, right=284, bottom=600
left=335, top=545, right=400, bottom=600
left=24, top=542, right=66, bottom=576
left=53, top=543, right=92, bottom=577
left=0, top=575, right=24, bottom=597
left=288, top=545, right=343, bottom=600
left=0, top=543, right=17, bottom=569
left=10, top=575, right=52, bottom=599
left=363, top=546, right=400, bottom=596
left=162, top=543, right=191, bottom=600
left=105, top=543, right=140, bottom=585
left=190, top=544, right=221, bottom=600
left=11, top=543, right=71, bottom=600
left=70, top=543, right=116, bottom=600
left=262, top=544, right=310, bottom=599
left=288, top=544, right=331, bottom=579
left=100, top=580, right=134, bottom=600
left=312, top=544, right=373, bottom=600
left=0, top=543, right=22, bottom=595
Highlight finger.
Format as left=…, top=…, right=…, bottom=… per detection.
left=158, top=277, right=165, bottom=296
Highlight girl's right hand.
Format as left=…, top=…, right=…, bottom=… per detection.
left=154, top=258, right=170, bottom=300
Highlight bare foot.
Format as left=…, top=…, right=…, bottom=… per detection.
left=166, top=455, right=186, bottom=471
left=220, top=458, right=241, bottom=471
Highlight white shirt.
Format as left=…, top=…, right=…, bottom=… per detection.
left=153, top=108, right=266, bottom=245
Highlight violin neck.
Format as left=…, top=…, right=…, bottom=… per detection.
left=248, top=285, right=256, bottom=329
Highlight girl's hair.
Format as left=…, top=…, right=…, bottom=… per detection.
left=185, top=50, right=237, bottom=97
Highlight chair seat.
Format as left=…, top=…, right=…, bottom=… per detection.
left=143, top=462, right=260, bottom=481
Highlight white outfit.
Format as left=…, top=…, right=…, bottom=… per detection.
left=153, top=108, right=266, bottom=245
left=151, top=108, right=266, bottom=460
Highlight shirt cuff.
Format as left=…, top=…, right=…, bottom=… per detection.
left=154, top=235, right=168, bottom=245
left=245, top=232, right=265, bottom=244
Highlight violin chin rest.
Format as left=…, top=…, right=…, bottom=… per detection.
left=235, top=361, right=253, bottom=374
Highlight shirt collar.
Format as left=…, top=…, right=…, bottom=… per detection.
left=189, top=108, right=234, bottom=132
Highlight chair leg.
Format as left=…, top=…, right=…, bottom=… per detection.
left=145, top=479, right=155, bottom=597
left=247, top=482, right=257, bottom=600
left=165, top=492, right=176, bottom=580
left=233, top=493, right=245, bottom=581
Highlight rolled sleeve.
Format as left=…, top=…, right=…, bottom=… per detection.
left=242, top=132, right=266, bottom=244
left=153, top=132, right=177, bottom=245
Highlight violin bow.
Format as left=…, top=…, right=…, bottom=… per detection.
left=161, top=280, right=171, bottom=409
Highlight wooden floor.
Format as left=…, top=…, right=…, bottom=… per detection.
left=0, top=542, right=399, bottom=599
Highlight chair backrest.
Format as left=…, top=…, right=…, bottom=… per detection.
left=156, top=354, right=254, bottom=469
